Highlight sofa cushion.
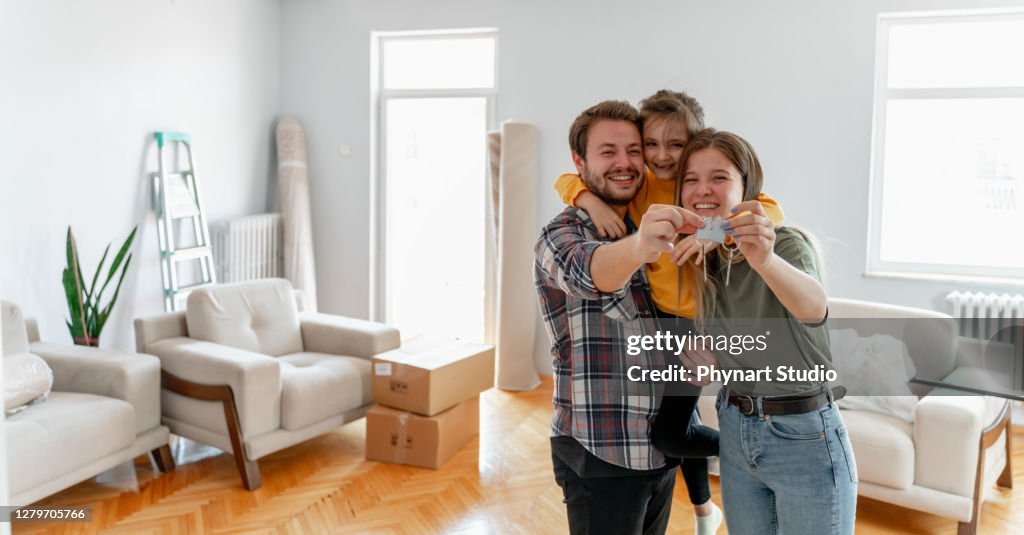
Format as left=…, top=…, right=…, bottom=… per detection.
left=1, top=300, right=30, bottom=356
left=5, top=391, right=134, bottom=496
left=843, top=409, right=915, bottom=490
left=186, top=278, right=303, bottom=356
left=278, top=352, right=372, bottom=431
left=4, top=352, right=53, bottom=412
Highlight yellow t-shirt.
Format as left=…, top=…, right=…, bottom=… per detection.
left=554, top=170, right=785, bottom=318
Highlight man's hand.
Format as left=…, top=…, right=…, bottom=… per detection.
left=633, top=204, right=705, bottom=264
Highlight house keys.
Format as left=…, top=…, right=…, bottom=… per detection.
left=694, top=216, right=737, bottom=286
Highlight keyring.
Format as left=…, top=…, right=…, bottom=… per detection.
left=697, top=238, right=712, bottom=282
left=721, top=241, right=740, bottom=286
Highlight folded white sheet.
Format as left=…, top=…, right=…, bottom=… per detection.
left=830, top=328, right=919, bottom=422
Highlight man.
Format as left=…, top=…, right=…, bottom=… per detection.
left=534, top=100, right=703, bottom=535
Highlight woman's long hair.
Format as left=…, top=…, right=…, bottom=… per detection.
left=676, top=129, right=762, bottom=326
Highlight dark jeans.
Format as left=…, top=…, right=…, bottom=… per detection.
left=552, top=451, right=676, bottom=535
left=651, top=312, right=721, bottom=505
left=652, top=393, right=720, bottom=504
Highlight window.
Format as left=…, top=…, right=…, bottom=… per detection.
left=868, top=9, right=1024, bottom=281
left=371, top=29, right=497, bottom=342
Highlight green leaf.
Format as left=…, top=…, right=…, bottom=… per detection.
left=64, top=228, right=90, bottom=344
left=95, top=311, right=108, bottom=338
left=62, top=267, right=84, bottom=340
left=86, top=300, right=101, bottom=339
left=98, top=253, right=132, bottom=335
left=71, top=237, right=87, bottom=311
left=65, top=228, right=74, bottom=274
left=97, top=227, right=136, bottom=302
left=86, top=243, right=111, bottom=305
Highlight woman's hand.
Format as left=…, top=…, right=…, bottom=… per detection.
left=577, top=191, right=626, bottom=239
left=670, top=235, right=719, bottom=266
left=725, top=200, right=776, bottom=271
left=679, top=346, right=718, bottom=386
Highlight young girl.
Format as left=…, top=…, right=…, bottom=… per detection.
left=679, top=129, right=856, bottom=534
left=554, top=90, right=784, bottom=534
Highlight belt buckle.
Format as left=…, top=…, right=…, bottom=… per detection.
left=738, top=395, right=755, bottom=416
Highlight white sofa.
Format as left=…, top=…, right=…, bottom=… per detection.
left=697, top=297, right=1014, bottom=534
left=134, top=278, right=401, bottom=490
left=2, top=300, right=173, bottom=506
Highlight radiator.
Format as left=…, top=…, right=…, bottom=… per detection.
left=210, top=213, right=283, bottom=283
left=946, top=291, right=1024, bottom=345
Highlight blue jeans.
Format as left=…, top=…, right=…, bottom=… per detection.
left=715, top=389, right=858, bottom=534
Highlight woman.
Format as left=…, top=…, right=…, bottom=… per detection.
left=677, top=128, right=857, bottom=534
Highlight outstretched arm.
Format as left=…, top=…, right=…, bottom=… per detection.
left=592, top=204, right=704, bottom=292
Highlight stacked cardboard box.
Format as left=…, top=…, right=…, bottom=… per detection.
left=365, top=338, right=495, bottom=469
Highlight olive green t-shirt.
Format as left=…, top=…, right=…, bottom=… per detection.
left=706, top=227, right=832, bottom=395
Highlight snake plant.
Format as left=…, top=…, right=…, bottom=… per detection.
left=62, top=226, right=137, bottom=346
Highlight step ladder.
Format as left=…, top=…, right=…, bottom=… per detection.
left=151, top=132, right=217, bottom=311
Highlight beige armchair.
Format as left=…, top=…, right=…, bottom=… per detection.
left=2, top=300, right=172, bottom=505
left=134, top=278, right=400, bottom=490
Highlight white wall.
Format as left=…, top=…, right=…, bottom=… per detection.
left=279, top=0, right=1024, bottom=375
left=0, top=0, right=281, bottom=350
left=0, top=318, right=7, bottom=533
left=4, top=0, right=1016, bottom=367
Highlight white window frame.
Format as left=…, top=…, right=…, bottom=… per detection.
left=866, top=8, right=1024, bottom=284
left=369, top=28, right=499, bottom=324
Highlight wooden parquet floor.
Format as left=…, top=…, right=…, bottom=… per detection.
left=12, top=379, right=1024, bottom=534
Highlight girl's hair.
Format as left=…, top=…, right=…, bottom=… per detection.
left=638, top=89, right=705, bottom=138
left=675, top=129, right=822, bottom=325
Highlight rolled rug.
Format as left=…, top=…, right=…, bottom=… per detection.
left=276, top=116, right=319, bottom=311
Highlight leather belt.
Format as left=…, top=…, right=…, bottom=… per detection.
left=728, top=386, right=847, bottom=416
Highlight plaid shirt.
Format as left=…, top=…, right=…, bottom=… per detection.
left=534, top=207, right=666, bottom=471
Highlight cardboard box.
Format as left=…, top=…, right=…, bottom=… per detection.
left=365, top=396, right=480, bottom=469
left=371, top=338, right=494, bottom=416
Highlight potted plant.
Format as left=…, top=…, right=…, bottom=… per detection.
left=62, top=226, right=137, bottom=346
